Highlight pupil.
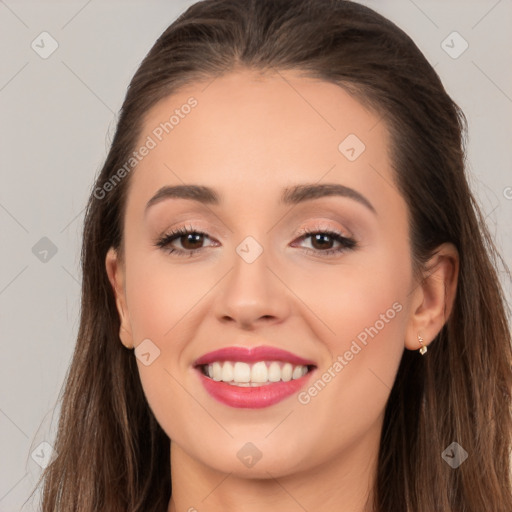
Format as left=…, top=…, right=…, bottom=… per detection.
left=183, top=233, right=203, bottom=249
left=312, top=234, right=332, bottom=250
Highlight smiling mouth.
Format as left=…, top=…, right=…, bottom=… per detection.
left=197, top=360, right=316, bottom=387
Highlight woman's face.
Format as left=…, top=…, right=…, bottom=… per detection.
left=107, top=68, right=419, bottom=478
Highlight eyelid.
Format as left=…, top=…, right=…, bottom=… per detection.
left=157, top=220, right=352, bottom=243
left=295, top=220, right=353, bottom=238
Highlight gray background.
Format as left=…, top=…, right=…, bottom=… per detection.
left=1, top=1, right=511, bottom=510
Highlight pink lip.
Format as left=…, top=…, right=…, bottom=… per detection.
left=193, top=345, right=317, bottom=409
left=194, top=345, right=316, bottom=367
left=195, top=368, right=316, bottom=408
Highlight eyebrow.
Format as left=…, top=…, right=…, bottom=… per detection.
left=145, top=183, right=376, bottom=214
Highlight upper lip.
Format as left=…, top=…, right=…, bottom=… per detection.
left=194, top=345, right=317, bottom=367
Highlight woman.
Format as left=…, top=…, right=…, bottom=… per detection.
left=34, top=0, right=512, bottom=510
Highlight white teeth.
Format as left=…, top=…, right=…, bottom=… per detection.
left=204, top=360, right=311, bottom=386
left=281, top=362, right=293, bottom=382
left=221, top=361, right=234, bottom=382
left=251, top=361, right=268, bottom=383
left=268, top=362, right=281, bottom=382
left=292, top=365, right=306, bottom=380
left=233, top=362, right=251, bottom=382
left=212, top=362, right=222, bottom=381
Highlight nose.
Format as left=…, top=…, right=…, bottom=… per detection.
left=214, top=242, right=291, bottom=330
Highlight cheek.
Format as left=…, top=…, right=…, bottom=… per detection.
left=122, top=253, right=211, bottom=439
left=287, top=244, right=410, bottom=418
left=286, top=244, right=410, bottom=355
left=124, top=250, right=213, bottom=346
left=285, top=272, right=408, bottom=463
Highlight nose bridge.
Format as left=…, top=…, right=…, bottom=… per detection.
left=214, top=230, right=290, bottom=327
left=230, top=232, right=275, bottom=302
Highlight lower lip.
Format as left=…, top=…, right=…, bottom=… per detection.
left=196, top=367, right=315, bottom=408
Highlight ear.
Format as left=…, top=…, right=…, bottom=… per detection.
left=405, top=242, right=459, bottom=352
left=105, top=247, right=134, bottom=349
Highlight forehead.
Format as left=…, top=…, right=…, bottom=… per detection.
left=127, top=68, right=397, bottom=212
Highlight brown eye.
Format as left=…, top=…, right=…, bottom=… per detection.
left=292, top=228, right=357, bottom=256
left=309, top=233, right=336, bottom=250
left=155, top=226, right=216, bottom=257
left=180, top=232, right=205, bottom=250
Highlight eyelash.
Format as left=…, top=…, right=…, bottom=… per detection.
left=155, top=224, right=357, bottom=258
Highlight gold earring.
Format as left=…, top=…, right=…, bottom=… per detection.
left=418, top=334, right=427, bottom=355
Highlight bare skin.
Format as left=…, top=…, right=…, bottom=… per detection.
left=105, top=68, right=458, bottom=512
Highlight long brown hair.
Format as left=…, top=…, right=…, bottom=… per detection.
left=32, top=0, right=512, bottom=510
